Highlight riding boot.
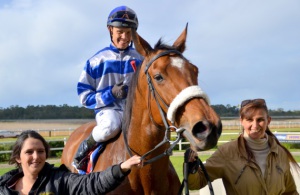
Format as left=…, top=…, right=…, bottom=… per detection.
left=73, top=134, right=97, bottom=170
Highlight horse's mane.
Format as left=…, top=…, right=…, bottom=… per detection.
left=122, top=64, right=141, bottom=134
left=122, top=39, right=179, bottom=134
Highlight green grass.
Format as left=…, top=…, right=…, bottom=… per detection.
left=0, top=167, right=14, bottom=176
left=1, top=127, right=299, bottom=177
left=1, top=155, right=299, bottom=179
left=0, top=155, right=209, bottom=178
left=170, top=155, right=210, bottom=181
left=0, top=162, right=62, bottom=176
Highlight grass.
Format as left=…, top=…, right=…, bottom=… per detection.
left=0, top=161, right=62, bottom=176
left=0, top=155, right=209, bottom=178
left=0, top=167, right=14, bottom=176
left=170, top=155, right=211, bottom=181
left=1, top=154, right=298, bottom=180
left=1, top=127, right=299, bottom=178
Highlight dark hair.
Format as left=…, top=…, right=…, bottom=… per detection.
left=238, top=100, right=300, bottom=172
left=9, top=130, right=50, bottom=168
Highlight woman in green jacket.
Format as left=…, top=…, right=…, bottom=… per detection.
left=188, top=98, right=299, bottom=194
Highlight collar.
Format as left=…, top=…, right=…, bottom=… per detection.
left=238, top=134, right=279, bottom=160
left=110, top=42, right=132, bottom=53
left=5, top=162, right=54, bottom=189
left=4, top=169, right=23, bottom=189
left=243, top=133, right=269, bottom=150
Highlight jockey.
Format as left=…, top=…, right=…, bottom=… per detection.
left=74, top=5, right=143, bottom=171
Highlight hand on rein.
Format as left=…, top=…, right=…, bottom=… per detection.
left=186, top=148, right=200, bottom=174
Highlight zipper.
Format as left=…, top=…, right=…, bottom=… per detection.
left=235, top=165, right=247, bottom=184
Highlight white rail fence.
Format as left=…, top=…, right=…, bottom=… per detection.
left=1, top=120, right=300, bottom=154
left=1, top=132, right=300, bottom=155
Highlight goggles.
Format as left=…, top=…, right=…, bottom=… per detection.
left=110, top=11, right=137, bottom=21
left=241, top=98, right=266, bottom=108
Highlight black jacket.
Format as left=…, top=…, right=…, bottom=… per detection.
left=0, top=162, right=130, bottom=195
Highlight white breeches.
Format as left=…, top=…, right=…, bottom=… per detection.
left=92, top=109, right=123, bottom=143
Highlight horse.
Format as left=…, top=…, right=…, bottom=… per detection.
left=61, top=24, right=222, bottom=194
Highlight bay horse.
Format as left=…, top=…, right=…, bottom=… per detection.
left=61, top=24, right=222, bottom=194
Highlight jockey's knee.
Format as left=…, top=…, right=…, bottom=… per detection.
left=93, top=109, right=122, bottom=142
left=92, top=124, right=121, bottom=142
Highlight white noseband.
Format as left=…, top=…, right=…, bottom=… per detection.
left=167, top=85, right=210, bottom=124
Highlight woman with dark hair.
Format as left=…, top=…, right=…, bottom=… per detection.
left=0, top=130, right=141, bottom=195
left=188, top=99, right=299, bottom=194
left=8, top=130, right=51, bottom=168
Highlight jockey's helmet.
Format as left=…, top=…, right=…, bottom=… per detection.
left=107, top=6, right=138, bottom=30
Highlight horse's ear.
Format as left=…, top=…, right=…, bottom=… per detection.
left=172, top=23, right=188, bottom=53
left=132, top=30, right=153, bottom=57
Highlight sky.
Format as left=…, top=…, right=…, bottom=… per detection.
left=0, top=0, right=299, bottom=111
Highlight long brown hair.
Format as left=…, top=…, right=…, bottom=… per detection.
left=9, top=130, right=50, bottom=169
left=238, top=99, right=300, bottom=172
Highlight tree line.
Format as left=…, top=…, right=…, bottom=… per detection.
left=0, top=104, right=299, bottom=120
left=212, top=104, right=300, bottom=117
left=0, top=105, right=94, bottom=119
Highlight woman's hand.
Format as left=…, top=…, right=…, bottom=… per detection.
left=120, top=155, right=141, bottom=172
left=186, top=148, right=200, bottom=174
left=188, top=148, right=198, bottom=162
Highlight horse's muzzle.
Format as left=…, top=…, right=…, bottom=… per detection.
left=191, top=120, right=222, bottom=151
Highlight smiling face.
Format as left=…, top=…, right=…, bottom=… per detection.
left=109, top=26, right=132, bottom=50
left=16, top=137, right=46, bottom=177
left=240, top=108, right=271, bottom=139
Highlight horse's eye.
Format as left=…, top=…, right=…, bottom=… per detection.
left=153, top=74, right=163, bottom=82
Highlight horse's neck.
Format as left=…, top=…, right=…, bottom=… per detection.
left=128, top=121, right=168, bottom=156
left=128, top=88, right=170, bottom=157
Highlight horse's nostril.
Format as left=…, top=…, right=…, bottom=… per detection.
left=192, top=121, right=209, bottom=138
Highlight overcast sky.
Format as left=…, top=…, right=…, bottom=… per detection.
left=1, top=0, right=299, bottom=111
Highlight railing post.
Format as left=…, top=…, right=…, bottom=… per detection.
left=179, top=140, right=182, bottom=151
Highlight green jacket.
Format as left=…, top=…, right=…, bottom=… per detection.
left=189, top=135, right=298, bottom=195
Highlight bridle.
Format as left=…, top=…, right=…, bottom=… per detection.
left=123, top=49, right=214, bottom=194
left=123, top=50, right=185, bottom=165
left=123, top=49, right=211, bottom=163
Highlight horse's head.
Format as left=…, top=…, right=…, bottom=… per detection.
left=132, top=24, right=222, bottom=151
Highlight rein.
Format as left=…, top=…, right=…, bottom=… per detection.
left=178, top=149, right=215, bottom=195
left=140, top=126, right=184, bottom=166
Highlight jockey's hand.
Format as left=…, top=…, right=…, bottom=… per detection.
left=187, top=148, right=200, bottom=174
left=120, top=155, right=141, bottom=173
left=112, top=81, right=128, bottom=99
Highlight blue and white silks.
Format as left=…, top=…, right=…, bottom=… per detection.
left=77, top=43, right=143, bottom=114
